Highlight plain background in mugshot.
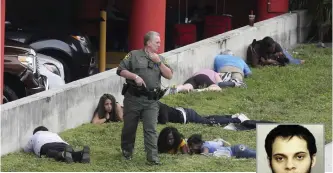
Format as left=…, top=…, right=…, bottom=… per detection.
left=256, top=124, right=324, bottom=173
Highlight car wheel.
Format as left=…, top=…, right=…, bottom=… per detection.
left=3, top=85, right=19, bottom=104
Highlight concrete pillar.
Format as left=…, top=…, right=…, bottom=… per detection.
left=0, top=0, right=5, bottom=104
left=129, top=0, right=166, bottom=53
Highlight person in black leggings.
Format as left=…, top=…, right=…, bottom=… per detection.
left=158, top=102, right=275, bottom=130
left=174, top=69, right=236, bottom=93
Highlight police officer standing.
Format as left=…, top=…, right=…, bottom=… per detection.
left=116, top=31, right=173, bottom=165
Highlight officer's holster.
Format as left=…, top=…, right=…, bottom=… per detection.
left=124, top=83, right=166, bottom=100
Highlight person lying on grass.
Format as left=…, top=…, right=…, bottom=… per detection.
left=23, top=126, right=90, bottom=164
left=91, top=93, right=123, bottom=124
left=158, top=102, right=274, bottom=130
left=214, top=49, right=252, bottom=85
left=90, top=96, right=274, bottom=130
left=157, top=127, right=189, bottom=154
left=172, top=68, right=246, bottom=94
left=247, top=36, right=305, bottom=67
left=187, top=134, right=256, bottom=158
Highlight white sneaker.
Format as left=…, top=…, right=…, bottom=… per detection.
left=221, top=72, right=232, bottom=82
left=237, top=113, right=250, bottom=123
left=231, top=113, right=240, bottom=118
left=231, top=79, right=247, bottom=88
left=169, top=86, right=178, bottom=94
left=223, top=123, right=237, bottom=130
left=213, top=149, right=232, bottom=158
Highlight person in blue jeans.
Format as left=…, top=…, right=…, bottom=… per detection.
left=214, top=50, right=252, bottom=83
left=187, top=134, right=256, bottom=159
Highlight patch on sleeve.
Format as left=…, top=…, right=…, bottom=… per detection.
left=162, top=58, right=169, bottom=65
left=123, top=53, right=131, bottom=60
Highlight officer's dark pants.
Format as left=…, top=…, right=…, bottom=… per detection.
left=121, top=92, right=159, bottom=162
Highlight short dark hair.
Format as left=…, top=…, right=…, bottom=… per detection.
left=265, top=125, right=317, bottom=160
left=187, top=134, right=204, bottom=146
left=33, top=126, right=49, bottom=135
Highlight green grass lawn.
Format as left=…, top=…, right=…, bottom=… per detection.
left=1, top=44, right=331, bottom=172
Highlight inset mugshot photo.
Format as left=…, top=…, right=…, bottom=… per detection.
left=256, top=124, right=324, bottom=173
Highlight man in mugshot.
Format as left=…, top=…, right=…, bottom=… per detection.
left=264, top=125, right=317, bottom=173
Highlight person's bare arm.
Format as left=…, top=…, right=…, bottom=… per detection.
left=201, top=147, right=209, bottom=154
left=180, top=145, right=189, bottom=154
left=23, top=137, right=33, bottom=153
left=91, top=113, right=108, bottom=124
left=116, top=103, right=123, bottom=121
left=150, top=53, right=173, bottom=79
left=260, top=57, right=279, bottom=65
left=159, top=62, right=173, bottom=79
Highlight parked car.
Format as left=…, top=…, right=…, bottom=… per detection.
left=5, top=21, right=97, bottom=83
left=4, top=41, right=47, bottom=104
left=5, top=39, right=66, bottom=90
left=37, top=53, right=65, bottom=89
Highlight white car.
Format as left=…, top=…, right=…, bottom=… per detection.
left=37, top=53, right=65, bottom=89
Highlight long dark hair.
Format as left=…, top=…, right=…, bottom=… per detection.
left=93, top=94, right=117, bottom=122
left=158, top=127, right=184, bottom=153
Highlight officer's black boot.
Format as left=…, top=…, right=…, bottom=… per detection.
left=122, top=150, right=132, bottom=160
left=146, top=160, right=162, bottom=166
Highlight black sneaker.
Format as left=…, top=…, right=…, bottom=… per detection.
left=81, top=146, right=90, bottom=163
left=122, top=150, right=132, bottom=160
left=63, top=145, right=74, bottom=163
left=146, top=160, right=162, bottom=166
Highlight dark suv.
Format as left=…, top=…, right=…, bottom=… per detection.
left=5, top=21, right=96, bottom=83
left=4, top=41, right=47, bottom=104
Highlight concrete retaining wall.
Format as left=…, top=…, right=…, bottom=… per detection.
left=0, top=10, right=311, bottom=156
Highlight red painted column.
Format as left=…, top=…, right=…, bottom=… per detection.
left=0, top=0, right=5, bottom=104
left=129, top=0, right=166, bottom=53
left=257, top=0, right=289, bottom=22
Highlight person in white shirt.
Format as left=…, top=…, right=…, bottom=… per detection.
left=23, top=126, right=90, bottom=163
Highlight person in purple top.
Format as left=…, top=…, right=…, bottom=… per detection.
left=187, top=134, right=256, bottom=159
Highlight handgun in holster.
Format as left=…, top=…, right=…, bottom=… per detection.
left=156, top=87, right=169, bottom=100
left=122, top=83, right=129, bottom=95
